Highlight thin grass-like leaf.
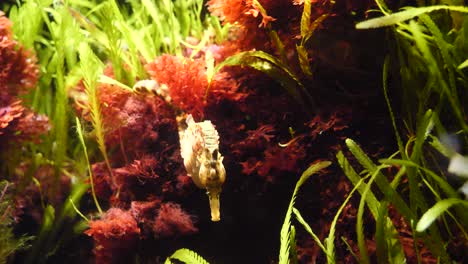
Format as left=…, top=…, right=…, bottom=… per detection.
left=338, top=150, right=405, bottom=263
left=336, top=151, right=379, bottom=217
left=75, top=117, right=102, bottom=215
left=325, top=175, right=365, bottom=264
left=292, top=208, right=327, bottom=253
left=345, top=139, right=414, bottom=220
left=279, top=161, right=331, bottom=264
left=356, top=167, right=386, bottom=264
left=289, top=225, right=298, bottom=264
left=383, top=56, right=404, bottom=153
left=380, top=158, right=460, bottom=198
left=98, top=75, right=133, bottom=92
left=356, top=5, right=468, bottom=29
left=375, top=202, right=389, bottom=264
left=428, top=135, right=455, bottom=158
left=416, top=198, right=468, bottom=232
left=341, top=237, right=359, bottom=262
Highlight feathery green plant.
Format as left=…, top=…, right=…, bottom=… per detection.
left=0, top=181, right=33, bottom=264
left=78, top=42, right=115, bottom=188
left=164, top=248, right=209, bottom=264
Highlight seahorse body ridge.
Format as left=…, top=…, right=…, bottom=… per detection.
left=180, top=114, right=226, bottom=221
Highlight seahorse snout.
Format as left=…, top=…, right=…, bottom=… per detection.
left=207, top=191, right=221, bottom=222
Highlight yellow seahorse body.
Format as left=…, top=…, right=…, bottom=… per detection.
left=180, top=115, right=226, bottom=221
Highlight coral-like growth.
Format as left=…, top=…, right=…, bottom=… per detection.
left=85, top=208, right=140, bottom=264
left=0, top=12, right=48, bottom=148
left=153, top=202, right=197, bottom=238
left=145, top=54, right=242, bottom=119
left=207, top=0, right=319, bottom=55
left=0, top=101, right=23, bottom=135
left=0, top=12, right=38, bottom=101
left=145, top=55, right=209, bottom=119
left=0, top=11, right=12, bottom=37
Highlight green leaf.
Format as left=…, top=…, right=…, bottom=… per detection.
left=380, top=158, right=460, bottom=199
left=458, top=59, right=468, bottom=69
left=302, top=13, right=329, bottom=45
left=98, top=75, right=133, bottom=92
left=416, top=199, right=468, bottom=232
left=338, top=151, right=405, bottom=263
left=300, top=0, right=312, bottom=39
left=76, top=117, right=102, bottom=215
left=289, top=225, right=298, bottom=264
left=375, top=202, right=406, bottom=264
left=215, top=50, right=314, bottom=110
left=336, top=151, right=380, bottom=217
left=165, top=248, right=209, bottom=264
left=345, top=139, right=414, bottom=221
left=356, top=6, right=468, bottom=29
left=279, top=161, right=331, bottom=264
left=292, top=208, right=327, bottom=253
left=296, top=45, right=313, bottom=77
left=325, top=172, right=366, bottom=264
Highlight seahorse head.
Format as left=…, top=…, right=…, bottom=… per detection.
left=198, top=149, right=226, bottom=221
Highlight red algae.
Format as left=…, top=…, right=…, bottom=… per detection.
left=13, top=164, right=71, bottom=225
left=0, top=12, right=38, bottom=99
left=153, top=202, right=197, bottom=238
left=145, top=55, right=208, bottom=119
left=85, top=208, right=140, bottom=264
left=0, top=12, right=48, bottom=147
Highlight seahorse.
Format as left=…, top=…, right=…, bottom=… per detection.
left=179, top=115, right=226, bottom=221
left=132, top=80, right=226, bottom=221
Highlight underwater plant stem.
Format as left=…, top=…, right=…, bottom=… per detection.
left=76, top=117, right=103, bottom=215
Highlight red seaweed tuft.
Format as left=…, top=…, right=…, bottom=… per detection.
left=145, top=54, right=243, bottom=119
left=85, top=208, right=140, bottom=264
left=0, top=12, right=38, bottom=99
left=0, top=12, right=48, bottom=149
left=152, top=202, right=197, bottom=238
left=145, top=55, right=208, bottom=119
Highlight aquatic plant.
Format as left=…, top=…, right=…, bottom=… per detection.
left=283, top=1, right=468, bottom=263
left=210, top=0, right=333, bottom=111
left=278, top=161, right=331, bottom=264
left=1, top=0, right=467, bottom=262
left=0, top=181, right=32, bottom=264
left=85, top=208, right=140, bottom=263
left=164, top=248, right=209, bottom=264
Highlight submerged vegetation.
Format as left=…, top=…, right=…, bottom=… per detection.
left=0, top=0, right=467, bottom=263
